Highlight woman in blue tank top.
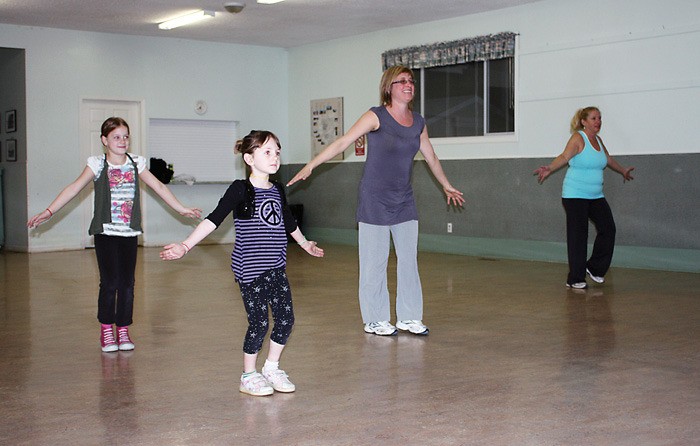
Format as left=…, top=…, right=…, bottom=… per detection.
left=534, top=107, right=635, bottom=289
left=288, top=66, right=464, bottom=336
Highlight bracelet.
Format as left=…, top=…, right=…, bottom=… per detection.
left=181, top=242, right=191, bottom=254
left=46, top=208, right=53, bottom=217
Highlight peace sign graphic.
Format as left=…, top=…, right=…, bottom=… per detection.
left=260, top=199, right=282, bottom=227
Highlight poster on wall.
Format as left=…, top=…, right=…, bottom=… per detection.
left=354, top=134, right=366, bottom=156
left=310, top=97, right=343, bottom=161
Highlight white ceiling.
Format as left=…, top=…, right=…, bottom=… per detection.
left=0, top=0, right=542, bottom=48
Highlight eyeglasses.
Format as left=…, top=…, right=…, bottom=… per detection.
left=391, top=79, right=415, bottom=85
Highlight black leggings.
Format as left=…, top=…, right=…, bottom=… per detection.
left=94, top=234, right=138, bottom=327
left=562, top=198, right=616, bottom=284
left=238, top=267, right=294, bottom=355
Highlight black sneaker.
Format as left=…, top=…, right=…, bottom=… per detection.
left=566, top=282, right=588, bottom=289
left=586, top=269, right=605, bottom=284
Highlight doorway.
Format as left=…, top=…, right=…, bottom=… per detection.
left=79, top=99, right=144, bottom=247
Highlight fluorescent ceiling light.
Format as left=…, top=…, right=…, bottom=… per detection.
left=158, top=10, right=215, bottom=30
left=257, top=0, right=285, bottom=4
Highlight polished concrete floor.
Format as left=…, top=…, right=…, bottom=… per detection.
left=0, top=243, right=698, bottom=445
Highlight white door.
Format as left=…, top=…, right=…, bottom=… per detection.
left=79, top=99, right=143, bottom=247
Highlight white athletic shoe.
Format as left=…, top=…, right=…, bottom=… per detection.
left=240, top=372, right=273, bottom=396
left=586, top=269, right=605, bottom=284
left=262, top=368, right=296, bottom=393
left=364, top=321, right=398, bottom=336
left=396, top=320, right=429, bottom=335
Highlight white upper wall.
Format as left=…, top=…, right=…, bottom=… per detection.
left=0, top=24, right=288, bottom=251
left=287, top=0, right=700, bottom=163
left=2, top=0, right=699, bottom=251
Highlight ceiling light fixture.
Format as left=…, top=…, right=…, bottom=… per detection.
left=224, top=2, right=246, bottom=13
left=257, top=0, right=284, bottom=4
left=158, top=10, right=215, bottom=30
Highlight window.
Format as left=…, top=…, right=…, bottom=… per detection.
left=383, top=32, right=516, bottom=138
left=148, top=119, right=240, bottom=182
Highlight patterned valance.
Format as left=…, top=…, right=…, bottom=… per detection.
left=382, top=32, right=517, bottom=70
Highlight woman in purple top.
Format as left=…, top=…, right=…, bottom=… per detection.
left=288, top=66, right=464, bottom=336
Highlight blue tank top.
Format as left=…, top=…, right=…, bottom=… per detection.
left=562, top=130, right=608, bottom=199
left=356, top=106, right=424, bottom=225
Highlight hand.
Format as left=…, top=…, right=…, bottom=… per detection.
left=443, top=186, right=465, bottom=207
left=27, top=209, right=52, bottom=229
left=622, top=167, right=635, bottom=182
left=180, top=207, right=202, bottom=219
left=160, top=243, right=186, bottom=261
left=286, top=165, right=313, bottom=186
left=300, top=240, right=324, bottom=257
left=533, top=166, right=551, bottom=184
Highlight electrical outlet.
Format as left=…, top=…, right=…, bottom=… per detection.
left=447, top=223, right=453, bottom=233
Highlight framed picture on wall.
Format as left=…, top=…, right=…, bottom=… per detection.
left=6, top=139, right=17, bottom=162
left=310, top=97, right=343, bottom=161
left=5, top=110, right=17, bottom=133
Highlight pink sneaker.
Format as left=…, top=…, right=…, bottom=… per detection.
left=116, top=326, right=135, bottom=351
left=100, top=324, right=118, bottom=353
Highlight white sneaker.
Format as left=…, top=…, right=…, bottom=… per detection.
left=566, top=282, right=588, bottom=289
left=396, top=320, right=429, bottom=335
left=586, top=269, right=605, bottom=284
left=363, top=321, right=398, bottom=336
left=240, top=372, right=273, bottom=396
left=262, top=368, right=296, bottom=393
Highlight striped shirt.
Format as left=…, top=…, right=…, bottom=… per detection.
left=206, top=181, right=292, bottom=284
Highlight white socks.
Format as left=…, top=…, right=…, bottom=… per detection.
left=263, top=359, right=279, bottom=372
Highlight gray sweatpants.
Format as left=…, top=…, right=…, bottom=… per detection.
left=358, top=220, right=423, bottom=324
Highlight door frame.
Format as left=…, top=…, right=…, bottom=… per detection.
left=79, top=98, right=145, bottom=247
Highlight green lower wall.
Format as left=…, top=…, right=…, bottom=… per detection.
left=282, top=152, right=700, bottom=274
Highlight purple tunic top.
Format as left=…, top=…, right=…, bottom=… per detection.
left=356, top=106, right=425, bottom=225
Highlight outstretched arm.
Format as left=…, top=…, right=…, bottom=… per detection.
left=533, top=133, right=583, bottom=184
left=160, top=219, right=217, bottom=260
left=419, top=127, right=465, bottom=207
left=287, top=111, right=379, bottom=186
left=27, top=166, right=95, bottom=228
left=139, top=169, right=202, bottom=219
left=600, top=140, right=635, bottom=182
left=289, top=227, right=324, bottom=257
left=607, top=156, right=635, bottom=182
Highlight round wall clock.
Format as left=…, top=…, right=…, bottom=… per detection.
left=194, top=100, right=208, bottom=115
left=310, top=97, right=344, bottom=160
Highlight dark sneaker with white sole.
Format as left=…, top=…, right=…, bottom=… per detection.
left=586, top=269, right=605, bottom=284
left=566, top=282, right=588, bottom=289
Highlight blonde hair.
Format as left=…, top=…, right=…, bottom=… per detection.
left=570, top=106, right=600, bottom=133
left=379, top=65, right=415, bottom=109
